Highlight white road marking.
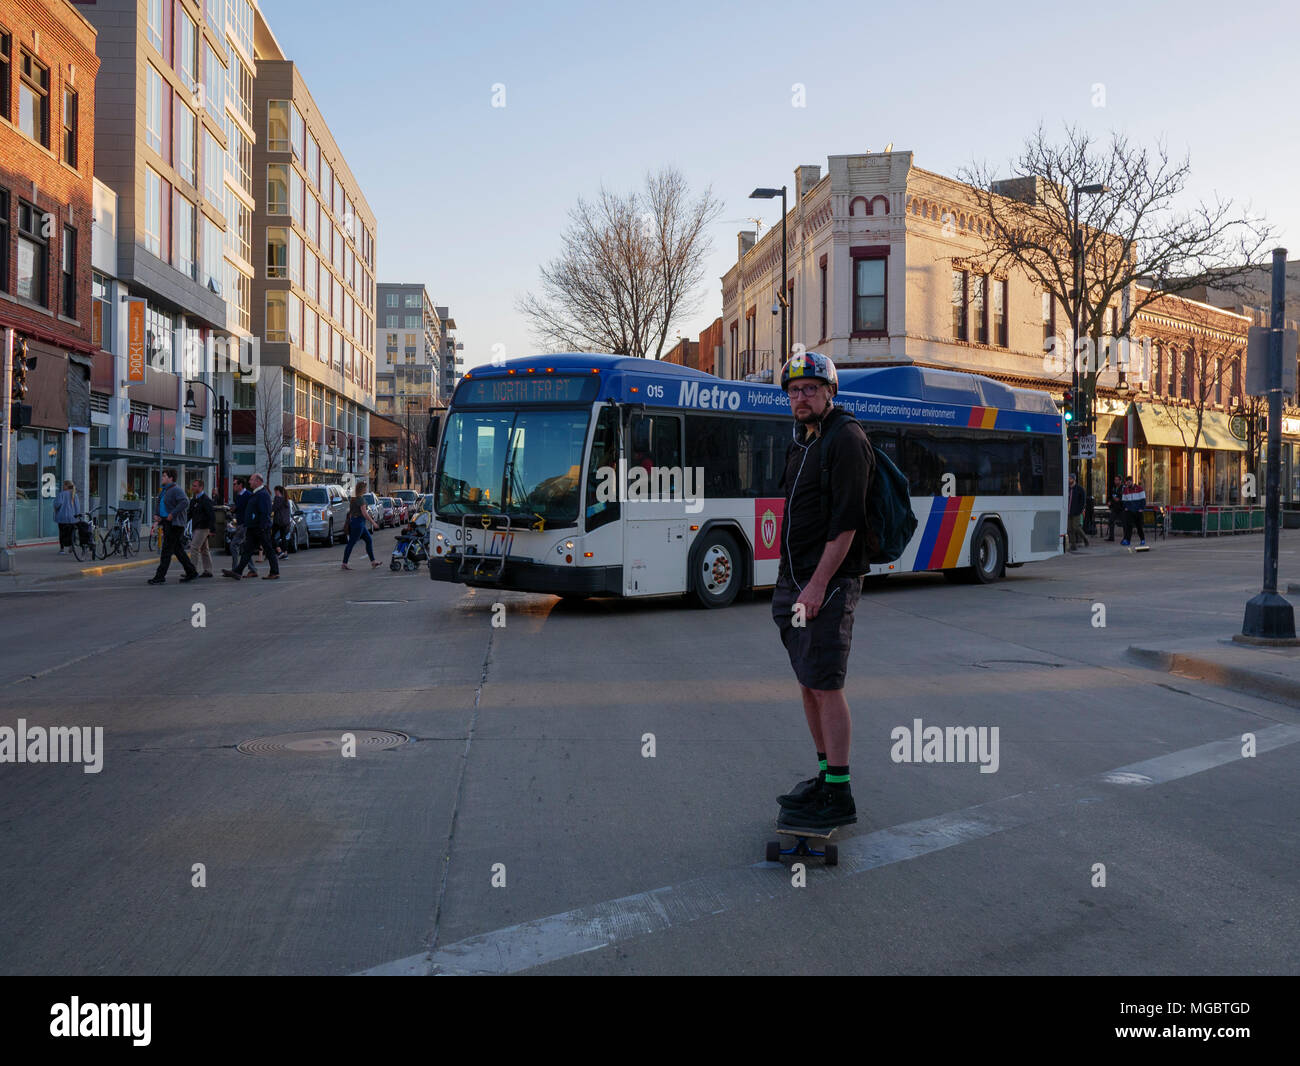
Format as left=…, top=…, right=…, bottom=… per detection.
left=356, top=723, right=1300, bottom=976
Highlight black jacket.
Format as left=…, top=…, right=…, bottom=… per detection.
left=271, top=494, right=291, bottom=529
left=1069, top=484, right=1086, bottom=517
left=778, top=405, right=875, bottom=581
left=189, top=492, right=215, bottom=531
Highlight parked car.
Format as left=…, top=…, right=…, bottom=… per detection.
left=284, top=484, right=348, bottom=544
left=380, top=497, right=399, bottom=527
left=391, top=489, right=420, bottom=513
left=285, top=499, right=310, bottom=552
left=361, top=491, right=384, bottom=526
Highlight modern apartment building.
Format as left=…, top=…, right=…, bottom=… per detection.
left=250, top=10, right=375, bottom=488
left=0, top=0, right=99, bottom=547
left=79, top=0, right=258, bottom=514
left=376, top=281, right=439, bottom=416
left=436, top=304, right=461, bottom=400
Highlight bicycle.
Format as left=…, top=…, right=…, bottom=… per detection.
left=97, top=507, right=141, bottom=559
left=70, top=512, right=99, bottom=562
left=148, top=520, right=191, bottom=555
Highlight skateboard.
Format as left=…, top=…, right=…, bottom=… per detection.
left=1126, top=543, right=1150, bottom=553
left=766, top=822, right=839, bottom=866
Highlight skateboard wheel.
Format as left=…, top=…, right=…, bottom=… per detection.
left=825, top=843, right=838, bottom=866
left=765, top=841, right=781, bottom=863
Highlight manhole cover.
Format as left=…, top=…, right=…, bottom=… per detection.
left=347, top=600, right=408, bottom=605
left=973, top=659, right=1066, bottom=671
left=237, top=729, right=409, bottom=756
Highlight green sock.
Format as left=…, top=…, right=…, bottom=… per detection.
left=817, top=752, right=827, bottom=774
left=825, top=764, right=850, bottom=792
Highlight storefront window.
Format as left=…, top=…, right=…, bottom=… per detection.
left=14, top=429, right=63, bottom=541
left=1152, top=448, right=1169, bottom=506
left=1214, top=451, right=1229, bottom=506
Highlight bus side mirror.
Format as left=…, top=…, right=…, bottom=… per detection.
left=426, top=416, right=440, bottom=447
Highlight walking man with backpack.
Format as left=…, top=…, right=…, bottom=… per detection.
left=771, top=352, right=875, bottom=831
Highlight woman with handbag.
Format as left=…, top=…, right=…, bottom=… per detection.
left=341, top=481, right=381, bottom=570
left=54, top=480, right=79, bottom=555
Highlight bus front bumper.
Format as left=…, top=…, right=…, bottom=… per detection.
left=428, top=554, right=623, bottom=596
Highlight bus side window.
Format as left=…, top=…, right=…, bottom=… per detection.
left=585, top=406, right=620, bottom=531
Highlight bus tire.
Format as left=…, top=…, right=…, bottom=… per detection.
left=969, top=521, right=1005, bottom=584
left=692, top=530, right=742, bottom=609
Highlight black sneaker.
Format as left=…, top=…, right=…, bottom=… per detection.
left=777, top=771, right=825, bottom=810
left=778, top=787, right=857, bottom=830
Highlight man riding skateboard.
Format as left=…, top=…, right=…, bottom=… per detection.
left=771, top=352, right=875, bottom=830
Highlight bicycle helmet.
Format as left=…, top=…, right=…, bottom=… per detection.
left=780, top=351, right=838, bottom=396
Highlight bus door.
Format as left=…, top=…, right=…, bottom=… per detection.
left=622, top=410, right=687, bottom=595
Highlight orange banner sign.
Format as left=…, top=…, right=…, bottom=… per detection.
left=127, top=299, right=145, bottom=382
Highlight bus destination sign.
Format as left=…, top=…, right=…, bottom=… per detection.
left=457, top=375, right=599, bottom=406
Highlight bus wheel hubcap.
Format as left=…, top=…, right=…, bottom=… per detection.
left=703, top=546, right=732, bottom=593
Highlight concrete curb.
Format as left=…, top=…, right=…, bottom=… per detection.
left=13, top=558, right=155, bottom=584
left=1127, top=644, right=1300, bottom=708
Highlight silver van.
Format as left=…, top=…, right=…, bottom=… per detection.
left=285, top=484, right=347, bottom=544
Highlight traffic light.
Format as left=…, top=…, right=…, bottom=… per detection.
left=10, top=336, right=35, bottom=429
left=1061, top=388, right=1074, bottom=422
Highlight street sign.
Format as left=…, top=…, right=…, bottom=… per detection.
left=1078, top=433, right=1097, bottom=459
left=1245, top=326, right=1299, bottom=396
left=1230, top=414, right=1249, bottom=441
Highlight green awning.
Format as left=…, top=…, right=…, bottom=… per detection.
left=1133, top=403, right=1246, bottom=452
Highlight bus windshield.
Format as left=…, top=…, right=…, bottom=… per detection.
left=437, top=408, right=591, bottom=527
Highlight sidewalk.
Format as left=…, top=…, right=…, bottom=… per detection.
left=0, top=543, right=154, bottom=588
left=1128, top=635, right=1300, bottom=709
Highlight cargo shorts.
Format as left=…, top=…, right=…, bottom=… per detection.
left=771, top=572, right=863, bottom=691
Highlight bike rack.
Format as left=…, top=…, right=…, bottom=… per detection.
left=455, top=513, right=515, bottom=583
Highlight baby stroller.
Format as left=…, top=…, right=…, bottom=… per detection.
left=391, top=523, right=430, bottom=571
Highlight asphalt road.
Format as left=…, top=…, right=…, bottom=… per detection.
left=0, top=529, right=1297, bottom=975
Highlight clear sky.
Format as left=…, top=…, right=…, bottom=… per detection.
left=264, top=0, right=1300, bottom=373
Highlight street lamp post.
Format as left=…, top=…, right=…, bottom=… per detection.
left=185, top=380, right=228, bottom=505
left=1072, top=182, right=1108, bottom=501
left=750, top=185, right=788, bottom=375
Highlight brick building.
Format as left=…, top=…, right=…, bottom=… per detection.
left=0, top=0, right=98, bottom=545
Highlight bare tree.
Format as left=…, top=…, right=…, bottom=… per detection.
left=961, top=125, right=1272, bottom=423
left=256, top=375, right=288, bottom=485
left=519, top=167, right=721, bottom=359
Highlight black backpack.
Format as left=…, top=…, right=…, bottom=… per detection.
left=818, top=414, right=918, bottom=565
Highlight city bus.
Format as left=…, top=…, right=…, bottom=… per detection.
left=428, top=354, right=1066, bottom=607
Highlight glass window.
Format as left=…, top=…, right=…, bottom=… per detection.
left=307, top=133, right=319, bottom=187
left=19, top=49, right=49, bottom=146
left=266, top=291, right=286, bottom=342
left=266, top=227, right=287, bottom=279
left=289, top=229, right=302, bottom=287
left=175, top=99, right=195, bottom=185
left=144, top=169, right=162, bottom=257
left=91, top=271, right=111, bottom=347
left=993, top=278, right=1007, bottom=347
left=291, top=169, right=304, bottom=224
left=235, top=199, right=252, bottom=263
left=386, top=292, right=398, bottom=308
left=178, top=10, right=198, bottom=92
left=202, top=42, right=224, bottom=124
left=304, top=250, right=317, bottom=303
left=288, top=292, right=301, bottom=347
left=404, top=293, right=420, bottom=308
left=322, top=161, right=333, bottom=214
left=202, top=130, right=222, bottom=207
left=853, top=258, right=886, bottom=333
left=145, top=64, right=164, bottom=154
left=201, top=216, right=222, bottom=291
left=230, top=121, right=252, bottom=195
left=267, top=100, right=289, bottom=151
left=304, top=307, right=317, bottom=357
left=952, top=270, right=968, bottom=341
left=267, top=163, right=288, bottom=214
left=174, top=194, right=194, bottom=279
left=146, top=0, right=164, bottom=53
left=971, top=274, right=986, bottom=344
left=61, top=226, right=75, bottom=318
left=290, top=104, right=304, bottom=160
left=62, top=88, right=77, bottom=167
left=305, top=193, right=317, bottom=244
